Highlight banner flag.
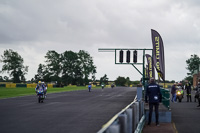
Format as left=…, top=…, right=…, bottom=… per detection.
left=145, top=65, right=149, bottom=79
left=151, top=29, right=165, bottom=81
left=145, top=54, right=155, bottom=79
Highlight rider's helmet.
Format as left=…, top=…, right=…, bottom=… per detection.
left=38, top=81, right=42, bottom=85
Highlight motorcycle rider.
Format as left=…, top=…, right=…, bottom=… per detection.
left=35, top=81, right=47, bottom=96
left=177, top=82, right=184, bottom=96
left=101, top=83, right=104, bottom=90
left=185, top=80, right=192, bottom=102
left=88, top=82, right=92, bottom=92
left=111, top=83, right=115, bottom=88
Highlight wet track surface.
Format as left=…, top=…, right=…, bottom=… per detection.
left=0, top=87, right=136, bottom=133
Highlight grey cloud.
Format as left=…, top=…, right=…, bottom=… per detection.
left=0, top=0, right=200, bottom=81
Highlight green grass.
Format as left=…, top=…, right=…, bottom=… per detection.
left=0, top=86, right=100, bottom=99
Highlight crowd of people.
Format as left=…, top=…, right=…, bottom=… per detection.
left=145, top=78, right=200, bottom=126
left=171, top=80, right=200, bottom=107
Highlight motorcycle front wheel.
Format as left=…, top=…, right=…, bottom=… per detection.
left=38, top=96, right=41, bottom=103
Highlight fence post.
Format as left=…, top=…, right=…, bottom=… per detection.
left=126, top=109, right=133, bottom=133
left=132, top=102, right=139, bottom=131
left=137, top=85, right=143, bottom=101
left=119, top=113, right=128, bottom=133
left=106, top=124, right=120, bottom=133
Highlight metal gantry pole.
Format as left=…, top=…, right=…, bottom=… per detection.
left=98, top=48, right=153, bottom=87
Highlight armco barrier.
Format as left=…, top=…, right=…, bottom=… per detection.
left=16, top=84, right=27, bottom=87
left=6, top=83, right=16, bottom=88
left=47, top=84, right=53, bottom=88
left=97, top=96, right=145, bottom=133
left=86, top=85, right=96, bottom=88
left=27, top=84, right=37, bottom=88
left=106, top=85, right=111, bottom=88
left=0, top=84, right=6, bottom=87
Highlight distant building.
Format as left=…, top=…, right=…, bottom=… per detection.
left=193, top=72, right=200, bottom=87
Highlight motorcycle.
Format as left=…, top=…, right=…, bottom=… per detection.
left=176, top=87, right=184, bottom=102
left=101, top=85, right=104, bottom=89
left=111, top=84, right=114, bottom=88
left=37, top=88, right=45, bottom=103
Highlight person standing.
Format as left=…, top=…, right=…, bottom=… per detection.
left=171, top=83, right=177, bottom=102
left=185, top=80, right=192, bottom=102
left=196, top=80, right=200, bottom=107
left=88, top=82, right=92, bottom=92
left=145, top=78, right=162, bottom=126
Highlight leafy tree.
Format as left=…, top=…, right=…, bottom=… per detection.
left=100, top=74, right=109, bottom=85
left=78, top=50, right=96, bottom=84
left=0, top=76, right=3, bottom=82
left=45, top=50, right=61, bottom=82
left=186, top=54, right=200, bottom=75
left=4, top=76, right=9, bottom=81
left=92, top=69, right=97, bottom=85
left=0, top=49, right=28, bottom=83
left=61, top=51, right=81, bottom=85
left=125, top=77, right=132, bottom=86
left=34, top=50, right=96, bottom=86
left=34, top=63, right=51, bottom=82
left=186, top=54, right=200, bottom=84
left=184, top=76, right=193, bottom=85
left=115, top=76, right=126, bottom=86
left=132, top=80, right=140, bottom=86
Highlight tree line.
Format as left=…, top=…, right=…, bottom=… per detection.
left=2, top=49, right=193, bottom=86
left=0, top=49, right=96, bottom=85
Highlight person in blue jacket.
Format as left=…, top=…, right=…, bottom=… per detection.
left=88, top=82, right=92, bottom=92
left=145, top=78, right=162, bottom=126
left=35, top=81, right=47, bottom=97
left=171, top=82, right=177, bottom=102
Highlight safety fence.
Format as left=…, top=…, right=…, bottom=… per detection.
left=0, top=83, right=54, bottom=88
left=160, top=88, right=170, bottom=110
left=97, top=97, right=145, bottom=133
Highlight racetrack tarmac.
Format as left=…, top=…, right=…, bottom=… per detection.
left=0, top=87, right=136, bottom=133
left=171, top=90, right=200, bottom=133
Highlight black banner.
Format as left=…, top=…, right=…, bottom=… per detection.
left=151, top=29, right=165, bottom=81
left=145, top=65, right=149, bottom=79
left=145, top=54, right=155, bottom=79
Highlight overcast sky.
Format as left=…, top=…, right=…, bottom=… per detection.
left=0, top=0, right=200, bottom=82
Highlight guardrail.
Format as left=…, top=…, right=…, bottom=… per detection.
left=161, top=88, right=170, bottom=110
left=97, top=96, right=145, bottom=133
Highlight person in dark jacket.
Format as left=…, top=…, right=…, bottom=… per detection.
left=145, top=78, right=162, bottom=126
left=171, top=83, right=177, bottom=102
left=196, top=80, right=200, bottom=107
left=185, top=80, right=192, bottom=102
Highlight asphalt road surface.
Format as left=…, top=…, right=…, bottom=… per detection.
left=0, top=87, right=136, bottom=133
left=171, top=90, right=200, bottom=133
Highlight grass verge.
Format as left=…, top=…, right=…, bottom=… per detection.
left=0, top=86, right=99, bottom=99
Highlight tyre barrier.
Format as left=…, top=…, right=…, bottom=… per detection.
left=97, top=96, right=145, bottom=133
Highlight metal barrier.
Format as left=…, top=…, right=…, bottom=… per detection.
left=160, top=88, right=170, bottom=110
left=97, top=96, right=145, bottom=133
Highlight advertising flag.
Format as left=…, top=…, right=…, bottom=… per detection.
left=145, top=54, right=155, bottom=79
left=151, top=29, right=165, bottom=81
left=145, top=65, right=149, bottom=79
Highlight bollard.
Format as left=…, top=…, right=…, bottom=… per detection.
left=137, top=85, right=143, bottom=101
left=141, top=101, right=144, bottom=116
left=106, top=124, right=120, bottom=133
left=119, top=113, right=128, bottom=133
left=126, top=109, right=133, bottom=133
left=139, top=100, right=142, bottom=120
left=135, top=102, right=140, bottom=125
left=132, top=102, right=139, bottom=131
